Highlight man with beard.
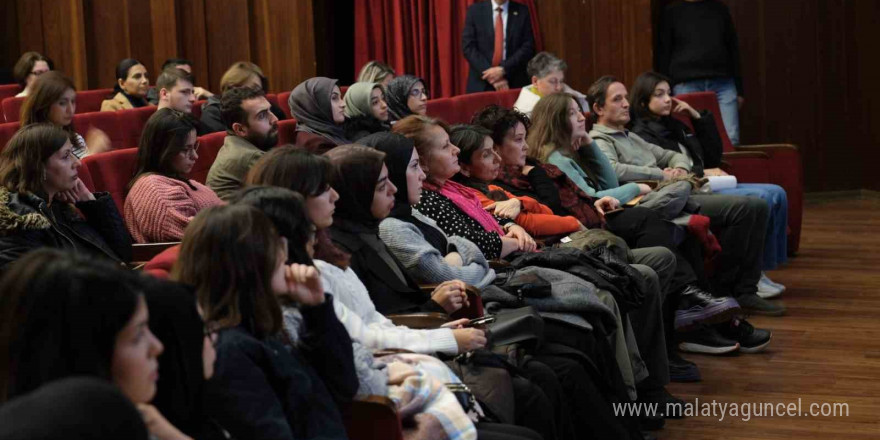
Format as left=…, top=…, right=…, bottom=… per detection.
left=207, top=86, right=279, bottom=200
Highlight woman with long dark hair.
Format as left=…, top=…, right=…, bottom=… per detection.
left=0, top=248, right=188, bottom=440
left=628, top=70, right=788, bottom=298
left=172, top=204, right=354, bottom=440
left=125, top=108, right=223, bottom=243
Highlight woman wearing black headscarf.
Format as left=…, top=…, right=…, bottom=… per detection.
left=325, top=144, right=467, bottom=316
left=288, top=77, right=349, bottom=154
left=384, top=75, right=429, bottom=123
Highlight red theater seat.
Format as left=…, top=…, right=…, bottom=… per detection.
left=76, top=89, right=114, bottom=114
left=191, top=100, right=206, bottom=120
left=117, top=106, right=157, bottom=148
left=73, top=111, right=125, bottom=149
left=1, top=97, right=25, bottom=123
left=265, top=93, right=278, bottom=108
left=426, top=98, right=460, bottom=124
left=675, top=92, right=803, bottom=254
left=81, top=148, right=139, bottom=213
left=192, top=131, right=226, bottom=184
left=0, top=84, right=22, bottom=102
left=453, top=90, right=519, bottom=123
left=276, top=119, right=298, bottom=145
left=0, top=122, right=20, bottom=153
left=277, top=91, right=293, bottom=119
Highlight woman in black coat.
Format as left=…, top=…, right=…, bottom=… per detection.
left=0, top=124, right=131, bottom=272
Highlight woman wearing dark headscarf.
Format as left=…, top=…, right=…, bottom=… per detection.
left=342, top=81, right=391, bottom=141
left=0, top=378, right=149, bottom=440
left=384, top=75, right=429, bottom=122
left=325, top=144, right=468, bottom=316
left=288, top=77, right=349, bottom=154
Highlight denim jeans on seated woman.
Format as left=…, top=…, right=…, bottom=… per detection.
left=714, top=183, right=788, bottom=271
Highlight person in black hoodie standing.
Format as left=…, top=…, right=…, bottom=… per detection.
left=656, top=0, right=745, bottom=145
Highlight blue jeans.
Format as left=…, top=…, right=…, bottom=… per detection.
left=673, top=78, right=740, bottom=145
left=715, top=184, right=788, bottom=270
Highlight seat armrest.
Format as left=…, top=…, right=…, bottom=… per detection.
left=130, top=242, right=181, bottom=265
left=386, top=312, right=449, bottom=329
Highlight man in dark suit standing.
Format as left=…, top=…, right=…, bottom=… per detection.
left=462, top=0, right=535, bottom=93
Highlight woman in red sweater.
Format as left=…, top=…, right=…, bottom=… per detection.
left=124, top=109, right=223, bottom=243
left=449, top=124, right=590, bottom=241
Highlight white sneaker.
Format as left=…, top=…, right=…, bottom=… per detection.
left=756, top=272, right=785, bottom=299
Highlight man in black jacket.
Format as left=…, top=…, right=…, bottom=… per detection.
left=462, top=0, right=535, bottom=93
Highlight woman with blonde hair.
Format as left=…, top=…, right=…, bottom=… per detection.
left=356, top=60, right=395, bottom=88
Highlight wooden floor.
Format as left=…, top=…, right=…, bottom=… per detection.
left=660, top=197, right=880, bottom=439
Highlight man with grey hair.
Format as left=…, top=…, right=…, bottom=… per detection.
left=513, top=51, right=589, bottom=116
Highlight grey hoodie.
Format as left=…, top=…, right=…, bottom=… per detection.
left=590, top=123, right=692, bottom=182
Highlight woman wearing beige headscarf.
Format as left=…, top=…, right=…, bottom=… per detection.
left=342, top=82, right=390, bottom=141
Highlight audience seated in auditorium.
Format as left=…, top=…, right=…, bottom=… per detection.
left=356, top=60, right=396, bottom=89
left=528, top=93, right=647, bottom=204
left=629, top=71, right=788, bottom=297
left=586, top=76, right=784, bottom=316
left=19, top=71, right=111, bottom=158
left=385, top=75, right=429, bottom=122
left=232, top=186, right=502, bottom=440
left=473, top=104, right=772, bottom=372
left=390, top=115, right=690, bottom=420
left=102, top=58, right=153, bottom=111
left=205, top=86, right=278, bottom=201
left=155, top=68, right=197, bottom=114
left=366, top=131, right=657, bottom=439
left=449, top=124, right=587, bottom=238
left=324, top=144, right=567, bottom=439
left=0, top=249, right=186, bottom=440
left=171, top=204, right=354, bottom=440
left=125, top=109, right=223, bottom=243
left=199, top=61, right=285, bottom=135
left=513, top=51, right=589, bottom=116
left=147, top=58, right=214, bottom=104
left=342, top=81, right=390, bottom=141
left=462, top=0, right=535, bottom=92
left=0, top=124, right=131, bottom=271
left=12, top=52, right=53, bottom=98
left=0, top=377, right=149, bottom=440
left=287, top=77, right=349, bottom=154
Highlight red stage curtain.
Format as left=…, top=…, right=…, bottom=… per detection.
left=354, top=0, right=542, bottom=98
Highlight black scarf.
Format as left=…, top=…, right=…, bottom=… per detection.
left=357, top=132, right=450, bottom=254
left=385, top=75, right=424, bottom=122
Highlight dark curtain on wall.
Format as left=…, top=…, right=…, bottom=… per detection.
left=354, top=0, right=542, bottom=98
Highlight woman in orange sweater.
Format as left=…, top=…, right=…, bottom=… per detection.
left=449, top=124, right=588, bottom=240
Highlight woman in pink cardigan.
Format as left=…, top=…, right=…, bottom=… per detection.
left=124, top=109, right=223, bottom=243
